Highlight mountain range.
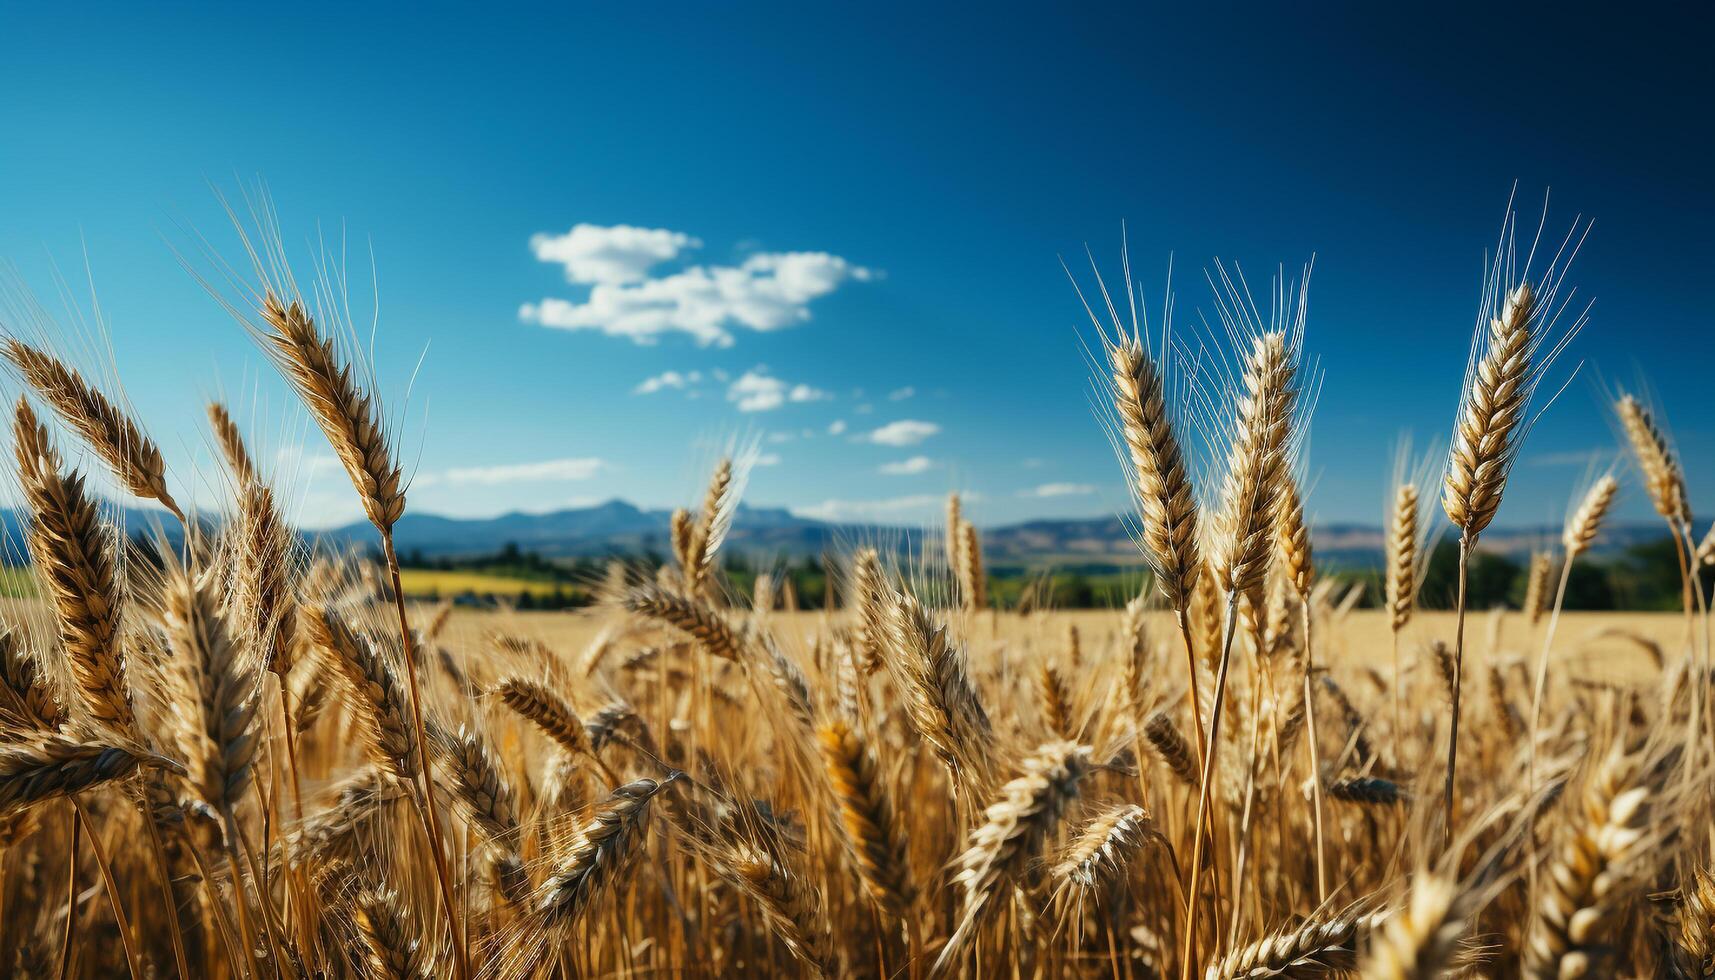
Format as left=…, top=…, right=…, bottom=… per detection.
left=0, top=499, right=1682, bottom=570
left=325, top=499, right=1677, bottom=569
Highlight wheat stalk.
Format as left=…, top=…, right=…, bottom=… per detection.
left=254, top=292, right=405, bottom=530
left=1443, top=282, right=1537, bottom=537
left=13, top=398, right=133, bottom=734
left=1671, top=869, right=1715, bottom=980
left=3, top=339, right=181, bottom=519
left=723, top=845, right=834, bottom=976
left=1210, top=330, right=1298, bottom=600
left=851, top=548, right=888, bottom=675
left=1563, top=475, right=1619, bottom=559
left=957, top=519, right=987, bottom=612
left=0, top=629, right=64, bottom=732
left=938, top=741, right=1093, bottom=972
left=1038, top=659, right=1076, bottom=739
left=507, top=774, right=676, bottom=979
left=165, top=567, right=259, bottom=812
left=0, top=737, right=182, bottom=818
left=1524, top=748, right=1655, bottom=979
left=353, top=887, right=435, bottom=979
left=1524, top=552, right=1553, bottom=626
left=623, top=585, right=743, bottom=661
left=1145, top=710, right=1201, bottom=788
left=1615, top=393, right=1690, bottom=525
left=1203, top=907, right=1383, bottom=979
left=428, top=723, right=520, bottom=848
left=817, top=719, right=914, bottom=918
left=1358, top=874, right=1469, bottom=980
left=305, top=605, right=420, bottom=782
left=493, top=677, right=592, bottom=757
left=1106, top=331, right=1202, bottom=610
left=1051, top=802, right=1158, bottom=900
left=884, top=592, right=993, bottom=796
left=1385, top=484, right=1421, bottom=633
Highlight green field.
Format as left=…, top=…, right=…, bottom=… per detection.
left=0, top=567, right=38, bottom=598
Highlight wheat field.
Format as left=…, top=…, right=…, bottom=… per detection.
left=0, top=202, right=1711, bottom=980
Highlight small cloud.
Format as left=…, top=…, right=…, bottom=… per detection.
left=755, top=452, right=782, bottom=467
left=864, top=419, right=940, bottom=447
left=432, top=457, right=606, bottom=486
left=794, top=492, right=979, bottom=523
left=827, top=419, right=847, bottom=435
left=727, top=368, right=830, bottom=412
left=633, top=369, right=701, bottom=395
left=767, top=431, right=795, bottom=444
left=879, top=455, right=935, bottom=476
left=530, top=224, right=700, bottom=285
left=854, top=403, right=874, bottom=415
left=1019, top=482, right=1095, bottom=498
left=522, top=227, right=874, bottom=347
left=887, top=386, right=915, bottom=401
left=1020, top=457, right=1046, bottom=469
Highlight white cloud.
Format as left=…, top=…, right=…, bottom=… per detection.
left=1019, top=482, right=1096, bottom=498
left=794, top=493, right=979, bottom=523
left=522, top=226, right=874, bottom=347
left=755, top=453, right=782, bottom=467
left=879, top=456, right=935, bottom=476
left=633, top=369, right=701, bottom=395
left=827, top=419, right=847, bottom=435
left=530, top=224, right=699, bottom=285
left=887, top=386, right=915, bottom=401
left=864, top=419, right=940, bottom=446
left=424, top=457, right=606, bottom=486
left=727, top=369, right=830, bottom=412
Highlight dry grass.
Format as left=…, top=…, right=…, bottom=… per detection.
left=0, top=199, right=1709, bottom=980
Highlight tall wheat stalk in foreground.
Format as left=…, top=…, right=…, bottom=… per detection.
left=1439, top=207, right=1585, bottom=845
left=1181, top=262, right=1304, bottom=979
left=1081, top=259, right=1237, bottom=946
left=246, top=283, right=469, bottom=979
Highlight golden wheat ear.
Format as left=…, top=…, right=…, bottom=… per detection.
left=1615, top=392, right=1691, bottom=526
left=938, top=741, right=1094, bottom=973
left=162, top=565, right=259, bottom=814
left=0, top=736, right=185, bottom=818
left=253, top=292, right=406, bottom=531
left=1205, top=906, right=1387, bottom=979
left=3, top=338, right=182, bottom=521
left=13, top=397, right=135, bottom=734
left=1106, top=332, right=1201, bottom=612
left=816, top=719, right=914, bottom=918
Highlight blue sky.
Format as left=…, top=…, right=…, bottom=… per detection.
left=1, top=3, right=1709, bottom=531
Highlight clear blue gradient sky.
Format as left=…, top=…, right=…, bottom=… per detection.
left=1, top=3, right=1709, bottom=530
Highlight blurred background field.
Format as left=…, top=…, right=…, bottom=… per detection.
left=434, top=606, right=1682, bottom=681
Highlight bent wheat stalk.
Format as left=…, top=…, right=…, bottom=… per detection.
left=3, top=339, right=182, bottom=520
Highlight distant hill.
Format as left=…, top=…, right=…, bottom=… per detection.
left=325, top=499, right=1679, bottom=569
left=0, top=499, right=1685, bottom=569
left=327, top=499, right=927, bottom=560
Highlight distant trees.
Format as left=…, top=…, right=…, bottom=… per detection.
left=1413, top=536, right=1705, bottom=612
left=380, top=534, right=1703, bottom=613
